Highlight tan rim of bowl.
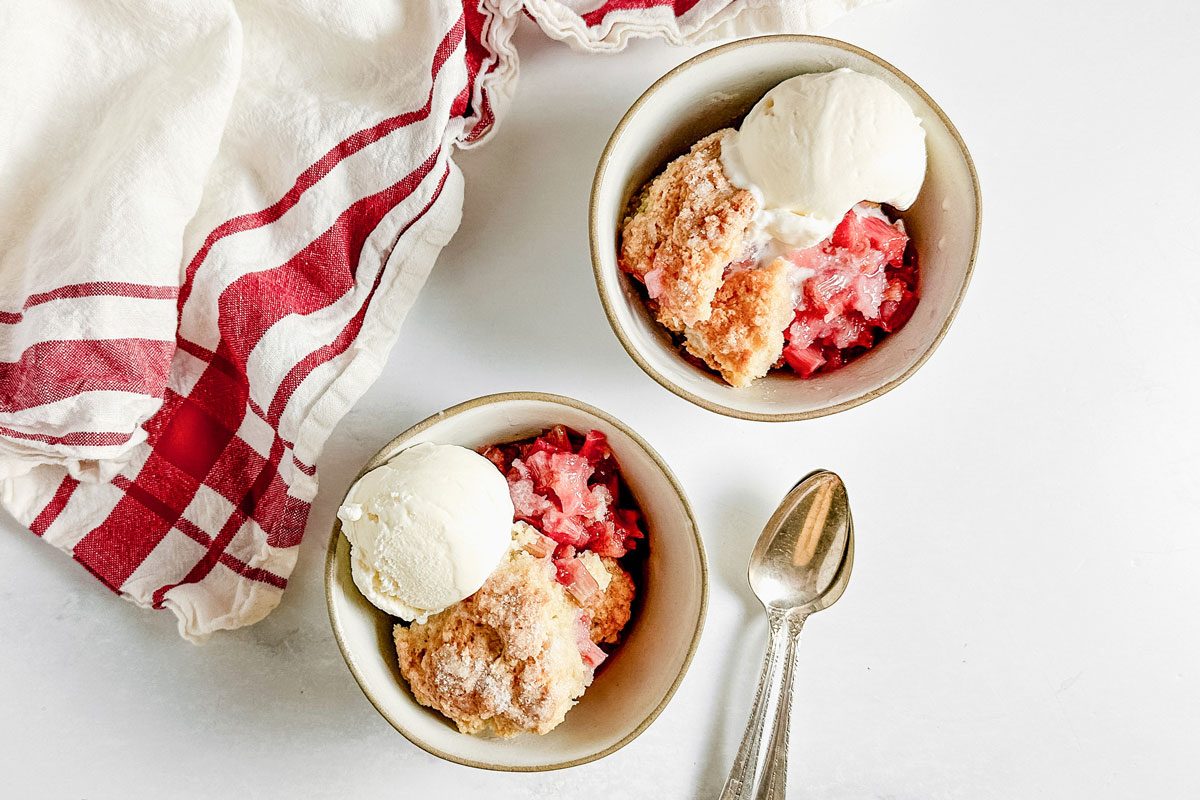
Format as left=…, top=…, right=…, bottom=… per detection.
left=324, top=391, right=709, bottom=771
left=589, top=34, right=983, bottom=422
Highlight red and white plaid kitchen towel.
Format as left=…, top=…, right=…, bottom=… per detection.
left=0, top=0, right=870, bottom=640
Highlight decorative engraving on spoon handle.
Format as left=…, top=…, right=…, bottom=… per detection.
left=719, top=608, right=789, bottom=800
left=754, top=611, right=807, bottom=800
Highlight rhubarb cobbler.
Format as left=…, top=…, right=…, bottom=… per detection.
left=394, top=426, right=643, bottom=738
left=618, top=69, right=928, bottom=388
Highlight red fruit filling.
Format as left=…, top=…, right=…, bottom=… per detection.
left=783, top=205, right=918, bottom=378
left=480, top=425, right=646, bottom=648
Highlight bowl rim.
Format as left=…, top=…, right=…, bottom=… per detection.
left=324, top=390, right=709, bottom=771
left=589, top=33, right=983, bottom=422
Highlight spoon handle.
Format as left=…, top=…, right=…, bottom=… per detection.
left=719, top=608, right=790, bottom=800
left=754, top=611, right=807, bottom=800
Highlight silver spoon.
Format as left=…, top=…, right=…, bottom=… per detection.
left=719, top=470, right=855, bottom=800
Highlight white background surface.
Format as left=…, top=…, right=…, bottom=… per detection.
left=3, top=1, right=1198, bottom=797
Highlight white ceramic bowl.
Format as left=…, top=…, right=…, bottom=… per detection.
left=590, top=35, right=981, bottom=421
left=325, top=392, right=707, bottom=771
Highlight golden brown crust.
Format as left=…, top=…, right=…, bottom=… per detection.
left=683, top=259, right=794, bottom=388
left=394, top=549, right=590, bottom=738
left=619, top=130, right=758, bottom=331
left=584, top=558, right=635, bottom=645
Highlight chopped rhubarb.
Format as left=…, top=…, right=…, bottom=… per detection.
left=479, top=445, right=510, bottom=471
left=613, top=507, right=641, bottom=536
left=587, top=484, right=613, bottom=521
left=541, top=424, right=573, bottom=452
left=576, top=614, right=608, bottom=670
left=830, top=209, right=868, bottom=251
left=522, top=449, right=556, bottom=494
left=782, top=343, right=826, bottom=378
left=781, top=206, right=917, bottom=378
left=879, top=285, right=918, bottom=333
left=522, top=437, right=557, bottom=460
left=577, top=429, right=611, bottom=464
left=546, top=452, right=596, bottom=517
left=507, top=469, right=553, bottom=521
left=643, top=266, right=666, bottom=299
left=541, top=508, right=590, bottom=547
left=882, top=277, right=905, bottom=304
left=589, top=507, right=642, bottom=559
left=861, top=215, right=908, bottom=265
left=557, top=557, right=600, bottom=603
left=580, top=639, right=607, bottom=670
left=586, top=520, right=626, bottom=559
left=521, top=532, right=556, bottom=559
left=590, top=457, right=620, bottom=503
left=613, top=507, right=644, bottom=551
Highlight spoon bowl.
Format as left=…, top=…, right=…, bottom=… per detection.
left=750, top=471, right=854, bottom=613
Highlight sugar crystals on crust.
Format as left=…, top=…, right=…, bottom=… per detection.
left=394, top=544, right=591, bottom=738
left=684, top=258, right=794, bottom=388
left=619, top=130, right=758, bottom=331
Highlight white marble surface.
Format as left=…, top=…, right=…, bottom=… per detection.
left=3, top=1, right=1199, bottom=797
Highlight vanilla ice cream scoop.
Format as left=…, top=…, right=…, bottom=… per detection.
left=336, top=442, right=514, bottom=622
left=721, top=68, right=926, bottom=250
